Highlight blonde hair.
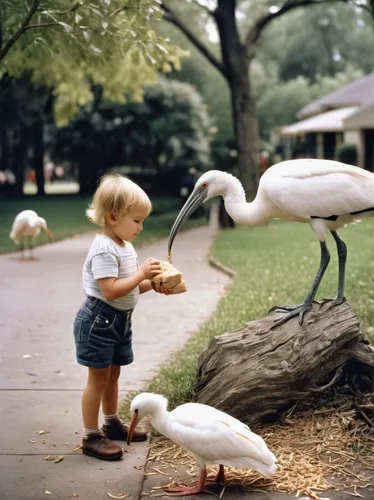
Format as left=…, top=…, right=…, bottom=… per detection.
left=86, top=173, right=152, bottom=226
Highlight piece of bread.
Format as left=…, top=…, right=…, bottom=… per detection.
left=153, top=261, right=182, bottom=287
left=152, top=261, right=187, bottom=294
left=169, top=278, right=187, bottom=294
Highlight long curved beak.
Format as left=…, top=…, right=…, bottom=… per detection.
left=43, top=226, right=53, bottom=242
left=126, top=412, right=139, bottom=446
left=168, top=189, right=207, bottom=254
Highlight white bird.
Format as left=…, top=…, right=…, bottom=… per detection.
left=9, top=210, right=53, bottom=260
left=168, top=159, right=374, bottom=326
left=127, top=392, right=277, bottom=496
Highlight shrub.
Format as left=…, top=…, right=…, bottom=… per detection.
left=335, top=143, right=358, bottom=165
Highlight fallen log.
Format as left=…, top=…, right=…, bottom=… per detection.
left=197, top=302, right=374, bottom=426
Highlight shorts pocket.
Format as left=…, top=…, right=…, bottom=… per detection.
left=91, top=313, right=115, bottom=330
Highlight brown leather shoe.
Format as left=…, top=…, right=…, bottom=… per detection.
left=102, top=419, right=147, bottom=442
left=82, top=434, right=123, bottom=460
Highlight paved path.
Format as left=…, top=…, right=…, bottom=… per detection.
left=3, top=213, right=368, bottom=500
left=0, top=214, right=230, bottom=500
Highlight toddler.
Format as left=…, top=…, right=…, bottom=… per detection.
left=73, top=173, right=168, bottom=460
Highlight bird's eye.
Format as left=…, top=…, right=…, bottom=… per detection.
left=202, top=182, right=208, bottom=189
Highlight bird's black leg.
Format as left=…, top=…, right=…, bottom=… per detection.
left=269, top=240, right=331, bottom=326
left=318, top=230, right=347, bottom=307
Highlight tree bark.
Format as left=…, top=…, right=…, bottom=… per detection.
left=7, top=125, right=27, bottom=197
left=218, top=197, right=235, bottom=228
left=162, top=1, right=346, bottom=200
left=0, top=128, right=10, bottom=171
left=215, top=0, right=260, bottom=200
left=33, top=121, right=45, bottom=196
left=229, top=71, right=260, bottom=200
left=197, top=302, right=374, bottom=426
left=14, top=125, right=28, bottom=197
left=78, top=158, right=99, bottom=195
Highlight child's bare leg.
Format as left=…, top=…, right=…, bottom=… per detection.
left=101, top=364, right=121, bottom=416
left=101, top=365, right=147, bottom=442
left=82, top=366, right=111, bottom=429
left=81, top=366, right=123, bottom=460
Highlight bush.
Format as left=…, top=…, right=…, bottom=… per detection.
left=335, top=143, right=358, bottom=165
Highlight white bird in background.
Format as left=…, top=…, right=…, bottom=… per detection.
left=127, top=392, right=277, bottom=496
left=9, top=210, right=53, bottom=260
left=168, top=159, right=374, bottom=326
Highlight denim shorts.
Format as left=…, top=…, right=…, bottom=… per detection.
left=73, top=296, right=134, bottom=369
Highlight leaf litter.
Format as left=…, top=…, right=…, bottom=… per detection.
left=145, top=397, right=374, bottom=500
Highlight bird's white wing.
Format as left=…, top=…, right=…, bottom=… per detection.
left=9, top=214, right=33, bottom=241
left=170, top=403, right=275, bottom=474
left=264, top=160, right=374, bottom=219
left=14, top=210, right=38, bottom=222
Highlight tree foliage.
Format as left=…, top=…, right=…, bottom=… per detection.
left=258, top=2, right=374, bottom=82
left=158, top=0, right=372, bottom=199
left=48, top=78, right=214, bottom=193
left=160, top=1, right=374, bottom=148
left=0, top=0, right=186, bottom=124
left=256, top=66, right=364, bottom=139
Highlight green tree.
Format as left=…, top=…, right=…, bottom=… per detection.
left=48, top=78, right=214, bottom=194
left=0, top=0, right=185, bottom=124
left=0, top=73, right=53, bottom=196
left=258, top=4, right=374, bottom=82
left=158, top=1, right=373, bottom=152
left=257, top=66, right=364, bottom=140
left=160, top=0, right=366, bottom=199
left=0, top=0, right=186, bottom=197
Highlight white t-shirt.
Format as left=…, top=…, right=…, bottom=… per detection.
left=82, top=234, right=139, bottom=311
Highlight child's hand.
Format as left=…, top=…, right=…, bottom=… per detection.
left=140, top=258, right=161, bottom=280
left=152, top=281, right=171, bottom=295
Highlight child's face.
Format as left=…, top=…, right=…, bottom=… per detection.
left=114, top=206, right=150, bottom=242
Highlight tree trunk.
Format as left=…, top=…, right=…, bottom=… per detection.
left=218, top=197, right=235, bottom=228
left=33, top=121, right=45, bottom=196
left=197, top=302, right=374, bottom=427
left=0, top=128, right=10, bottom=171
left=14, top=125, right=28, bottom=197
left=215, top=1, right=260, bottom=200
left=229, top=69, right=260, bottom=201
left=78, top=158, right=99, bottom=195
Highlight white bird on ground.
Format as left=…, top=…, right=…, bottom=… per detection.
left=9, top=210, right=53, bottom=260
left=127, top=392, right=277, bottom=496
left=168, top=159, right=374, bottom=326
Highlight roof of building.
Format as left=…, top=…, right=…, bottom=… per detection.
left=298, top=71, right=374, bottom=119
left=281, top=106, right=358, bottom=136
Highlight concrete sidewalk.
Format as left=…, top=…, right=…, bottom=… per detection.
left=0, top=217, right=230, bottom=500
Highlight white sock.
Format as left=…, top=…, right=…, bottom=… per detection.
left=83, top=427, right=100, bottom=438
left=103, top=413, right=121, bottom=425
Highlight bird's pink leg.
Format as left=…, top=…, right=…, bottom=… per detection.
left=206, top=464, right=225, bottom=484
left=164, top=466, right=213, bottom=496
left=19, top=241, right=25, bottom=261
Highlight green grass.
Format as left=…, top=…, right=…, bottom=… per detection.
left=23, top=181, right=79, bottom=195
left=0, top=195, right=192, bottom=253
left=120, top=218, right=374, bottom=419
left=0, top=195, right=93, bottom=253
